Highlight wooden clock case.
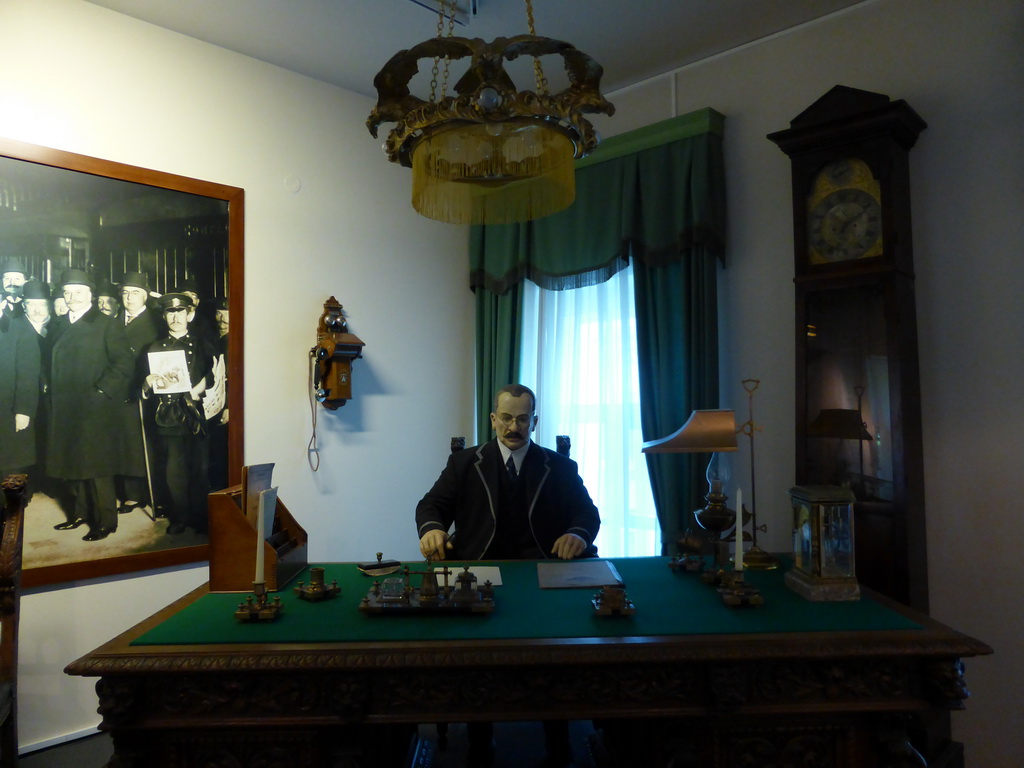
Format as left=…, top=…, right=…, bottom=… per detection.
left=769, top=86, right=929, bottom=611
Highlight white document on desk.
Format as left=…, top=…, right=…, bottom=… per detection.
left=435, top=565, right=503, bottom=586
left=536, top=560, right=624, bottom=589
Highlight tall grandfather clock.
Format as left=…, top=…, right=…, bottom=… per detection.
left=769, top=86, right=929, bottom=611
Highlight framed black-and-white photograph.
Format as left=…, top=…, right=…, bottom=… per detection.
left=0, top=138, right=244, bottom=587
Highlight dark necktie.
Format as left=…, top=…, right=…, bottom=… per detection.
left=505, top=455, right=517, bottom=481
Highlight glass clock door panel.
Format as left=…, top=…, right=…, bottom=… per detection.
left=804, top=284, right=892, bottom=502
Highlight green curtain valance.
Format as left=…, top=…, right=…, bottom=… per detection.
left=469, top=108, right=726, bottom=295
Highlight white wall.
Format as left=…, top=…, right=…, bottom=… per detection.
left=2, top=0, right=1021, bottom=765
left=601, top=1, right=1021, bottom=765
left=0, top=0, right=475, bottom=750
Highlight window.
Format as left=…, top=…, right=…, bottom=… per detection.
left=519, top=265, right=659, bottom=557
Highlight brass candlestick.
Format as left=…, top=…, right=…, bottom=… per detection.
left=234, top=581, right=284, bottom=622
left=717, top=570, right=764, bottom=607
left=738, top=379, right=780, bottom=570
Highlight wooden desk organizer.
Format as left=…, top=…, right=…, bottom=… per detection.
left=208, top=485, right=308, bottom=592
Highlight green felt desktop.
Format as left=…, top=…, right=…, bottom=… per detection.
left=133, top=556, right=919, bottom=647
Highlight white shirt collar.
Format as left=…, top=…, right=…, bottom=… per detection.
left=497, top=439, right=531, bottom=472
left=125, top=306, right=147, bottom=323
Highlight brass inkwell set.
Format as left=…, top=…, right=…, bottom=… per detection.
left=234, top=582, right=285, bottom=622
left=360, top=561, right=495, bottom=614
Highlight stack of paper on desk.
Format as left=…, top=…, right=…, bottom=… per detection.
left=537, top=560, right=624, bottom=589
left=434, top=565, right=503, bottom=586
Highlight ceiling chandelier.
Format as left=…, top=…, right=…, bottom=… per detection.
left=367, top=0, right=615, bottom=225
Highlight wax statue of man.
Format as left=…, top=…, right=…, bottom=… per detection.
left=46, top=269, right=135, bottom=540
left=415, top=383, right=600, bottom=768
left=417, top=384, right=599, bottom=562
left=143, top=292, right=215, bottom=536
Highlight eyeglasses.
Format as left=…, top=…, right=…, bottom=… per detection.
left=497, top=414, right=533, bottom=428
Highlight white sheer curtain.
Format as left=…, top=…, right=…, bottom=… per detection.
left=520, top=266, right=659, bottom=558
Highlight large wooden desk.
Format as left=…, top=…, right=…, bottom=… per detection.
left=65, top=558, right=990, bottom=768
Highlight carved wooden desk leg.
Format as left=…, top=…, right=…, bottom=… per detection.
left=877, top=715, right=928, bottom=768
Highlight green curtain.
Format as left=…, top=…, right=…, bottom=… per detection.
left=470, top=109, right=726, bottom=548
left=633, top=254, right=721, bottom=552
left=472, top=275, right=523, bottom=441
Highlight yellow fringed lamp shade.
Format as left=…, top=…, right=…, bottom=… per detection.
left=367, top=26, right=614, bottom=227
left=411, top=121, right=575, bottom=225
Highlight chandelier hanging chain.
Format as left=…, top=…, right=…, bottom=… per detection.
left=524, top=0, right=549, bottom=95
left=440, top=0, right=455, bottom=98
left=366, top=0, right=615, bottom=224
left=429, top=0, right=457, bottom=102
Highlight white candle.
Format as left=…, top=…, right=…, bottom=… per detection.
left=735, top=486, right=744, bottom=572
left=254, top=492, right=266, bottom=584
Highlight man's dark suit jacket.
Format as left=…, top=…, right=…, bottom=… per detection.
left=416, top=439, right=600, bottom=560
left=46, top=307, right=137, bottom=479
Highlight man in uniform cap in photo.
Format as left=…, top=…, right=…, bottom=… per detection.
left=143, top=290, right=216, bottom=535
left=46, top=268, right=136, bottom=540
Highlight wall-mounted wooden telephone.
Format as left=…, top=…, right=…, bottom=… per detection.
left=311, top=296, right=364, bottom=410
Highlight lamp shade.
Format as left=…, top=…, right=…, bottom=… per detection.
left=411, top=121, right=576, bottom=225
left=642, top=409, right=738, bottom=453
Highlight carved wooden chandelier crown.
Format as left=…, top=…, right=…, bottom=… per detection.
left=367, top=0, right=615, bottom=225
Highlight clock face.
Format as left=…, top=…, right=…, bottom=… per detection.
left=807, top=159, right=883, bottom=264
left=808, top=188, right=881, bottom=262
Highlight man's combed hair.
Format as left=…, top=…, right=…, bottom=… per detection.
left=494, top=384, right=536, bottom=412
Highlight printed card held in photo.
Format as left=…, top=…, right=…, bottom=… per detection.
left=148, top=349, right=192, bottom=394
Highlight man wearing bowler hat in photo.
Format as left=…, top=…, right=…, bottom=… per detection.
left=143, top=291, right=216, bottom=536
left=115, top=271, right=163, bottom=516
left=20, top=280, right=63, bottom=500
left=0, top=272, right=41, bottom=479
left=21, top=280, right=53, bottom=340
left=46, top=268, right=136, bottom=541
left=95, top=280, right=120, bottom=317
left=1, top=257, right=29, bottom=319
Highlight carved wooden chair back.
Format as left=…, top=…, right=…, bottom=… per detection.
left=451, top=435, right=571, bottom=457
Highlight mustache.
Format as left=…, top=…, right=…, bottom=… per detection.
left=504, top=431, right=524, bottom=440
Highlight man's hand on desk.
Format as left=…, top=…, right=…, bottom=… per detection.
left=420, top=530, right=453, bottom=560
left=551, top=533, right=586, bottom=560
